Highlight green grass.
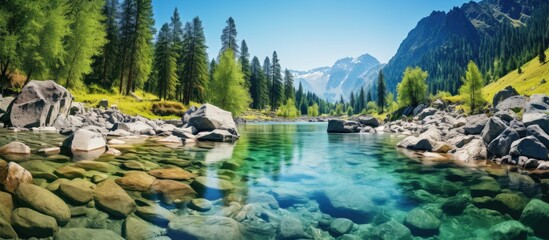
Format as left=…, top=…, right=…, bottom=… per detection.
left=72, top=89, right=197, bottom=120
left=483, top=49, right=549, bottom=104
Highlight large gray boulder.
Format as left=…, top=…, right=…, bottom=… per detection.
left=488, top=128, right=520, bottom=157
left=355, top=116, right=380, bottom=127
left=62, top=129, right=106, bottom=152
left=188, top=104, right=237, bottom=133
left=397, top=136, right=435, bottom=151
left=523, top=113, right=549, bottom=135
left=525, top=94, right=549, bottom=113
left=481, top=117, right=508, bottom=144
left=452, top=139, right=487, bottom=161
left=196, top=129, right=238, bottom=142
left=493, top=86, right=519, bottom=107
left=496, top=96, right=527, bottom=112
left=416, top=108, right=437, bottom=121
left=168, top=215, right=243, bottom=240
left=0, top=96, right=14, bottom=113
left=327, top=119, right=361, bottom=133
left=6, top=80, right=72, bottom=128
left=527, top=124, right=549, bottom=149
left=510, top=136, right=549, bottom=160
left=464, top=114, right=489, bottom=135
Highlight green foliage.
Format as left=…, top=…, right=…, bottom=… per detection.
left=283, top=69, right=295, bottom=101
left=181, top=17, right=208, bottom=104
left=209, top=50, right=251, bottom=115
left=334, top=104, right=344, bottom=116
left=366, top=101, right=377, bottom=114
left=357, top=87, right=366, bottom=113
left=346, top=106, right=353, bottom=116
left=276, top=98, right=300, bottom=118
left=397, top=67, right=428, bottom=107
left=269, top=51, right=283, bottom=110
left=385, top=92, right=398, bottom=113
left=250, top=56, right=268, bottom=109
left=307, top=103, right=319, bottom=117
left=153, top=23, right=178, bottom=100
left=459, top=61, right=486, bottom=113
left=240, top=40, right=251, bottom=88
left=377, top=70, right=387, bottom=113
left=220, top=17, right=239, bottom=56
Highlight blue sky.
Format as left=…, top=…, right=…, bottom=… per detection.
left=152, top=0, right=473, bottom=71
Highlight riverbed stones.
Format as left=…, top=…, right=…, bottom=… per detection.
left=191, top=176, right=235, bottom=200
left=0, top=141, right=31, bottom=155
left=59, top=179, right=94, bottom=205
left=14, top=183, right=70, bottom=224
left=148, top=167, right=195, bottom=180
left=94, top=179, right=136, bottom=218
left=372, top=220, right=412, bottom=240
left=403, top=208, right=440, bottom=237
left=55, top=165, right=86, bottom=179
left=197, top=129, right=238, bottom=142
left=55, top=228, right=124, bottom=240
left=318, top=188, right=376, bottom=223
left=492, top=193, right=528, bottom=218
left=124, top=216, right=164, bottom=240
left=520, top=199, right=549, bottom=238
left=441, top=196, right=469, bottom=215
left=470, top=177, right=501, bottom=197
left=489, top=220, right=530, bottom=240
left=6, top=80, right=72, bottom=128
left=188, top=198, right=213, bottom=212
left=74, top=160, right=117, bottom=173
left=11, top=207, right=58, bottom=238
left=115, top=171, right=156, bottom=191
left=329, top=218, right=354, bottom=236
left=278, top=215, right=306, bottom=239
left=168, top=215, right=243, bottom=240
left=146, top=180, right=196, bottom=204
left=136, top=205, right=176, bottom=226
left=0, top=161, right=33, bottom=193
left=509, top=136, right=549, bottom=160
left=62, top=129, right=106, bottom=152
left=0, top=217, right=17, bottom=239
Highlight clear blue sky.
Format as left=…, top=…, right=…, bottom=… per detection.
left=152, top=0, right=472, bottom=71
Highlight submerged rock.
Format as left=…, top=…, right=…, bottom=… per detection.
left=58, top=179, right=94, bottom=205
left=327, top=119, right=361, bottom=133
left=329, top=218, right=354, bottom=236
left=520, top=199, right=549, bottom=238
left=94, top=179, right=136, bottom=218
left=403, top=208, right=440, bottom=237
left=115, top=171, right=156, bottom=192
left=55, top=228, right=123, bottom=240
left=317, top=188, right=376, bottom=223
left=0, top=217, right=17, bottom=239
left=372, top=220, right=412, bottom=240
left=191, top=176, right=235, bottom=200
left=168, top=215, right=243, bottom=240
left=14, top=183, right=71, bottom=224
left=148, top=167, right=195, bottom=180
left=11, top=207, right=58, bottom=238
left=470, top=177, right=501, bottom=197
left=441, top=196, right=469, bottom=215
left=489, top=220, right=530, bottom=240
left=146, top=180, right=196, bottom=204
left=492, top=193, right=528, bottom=219
left=0, top=161, right=33, bottom=193
left=124, top=216, right=164, bottom=240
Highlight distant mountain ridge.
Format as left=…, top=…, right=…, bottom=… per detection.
left=291, top=54, right=384, bottom=102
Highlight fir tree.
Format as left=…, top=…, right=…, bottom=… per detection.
left=376, top=70, right=387, bottom=113
left=239, top=40, right=251, bottom=88
left=296, top=82, right=304, bottom=105
left=250, top=56, right=267, bottom=109
left=263, top=57, right=272, bottom=105
left=270, top=51, right=283, bottom=110
left=540, top=45, right=546, bottom=64
left=220, top=17, right=238, bottom=56
left=349, top=92, right=356, bottom=114
left=181, top=17, right=208, bottom=104
left=283, top=69, right=295, bottom=101
left=153, top=23, right=178, bottom=100
left=358, top=87, right=366, bottom=113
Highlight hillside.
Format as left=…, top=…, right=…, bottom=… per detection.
left=483, top=48, right=549, bottom=103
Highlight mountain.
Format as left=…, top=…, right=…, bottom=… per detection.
left=291, top=54, right=384, bottom=102
left=383, top=0, right=549, bottom=98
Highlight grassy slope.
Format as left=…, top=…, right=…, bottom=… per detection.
left=483, top=49, right=549, bottom=103
left=72, top=90, right=186, bottom=120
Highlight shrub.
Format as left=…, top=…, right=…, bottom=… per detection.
left=307, top=103, right=319, bottom=117
left=276, top=98, right=300, bottom=118
left=152, top=101, right=185, bottom=117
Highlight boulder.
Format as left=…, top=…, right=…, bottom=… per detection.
left=417, top=107, right=437, bottom=121
left=6, top=80, right=72, bottom=128
left=493, top=86, right=519, bottom=107
left=495, top=110, right=516, bottom=123
left=372, top=220, right=412, bottom=240
left=278, top=216, right=306, bottom=239
left=329, top=218, right=354, bottom=236
left=397, top=136, right=434, bottom=151
left=191, top=177, right=234, bottom=200
left=115, top=171, right=156, bottom=192
left=98, top=99, right=109, bottom=109
left=14, top=183, right=71, bottom=224
left=464, top=114, right=489, bottom=135
left=527, top=124, right=549, bottom=149
left=69, top=102, right=86, bottom=115
left=509, top=136, right=549, bottom=160
left=124, top=216, right=164, bottom=240
left=62, top=129, right=106, bottom=152
left=489, top=220, right=530, bottom=240
left=412, top=104, right=426, bottom=116
left=0, top=141, right=31, bottom=154
left=523, top=112, right=549, bottom=135
left=188, top=104, right=237, bottom=133
left=11, top=207, right=58, bottom=238
left=488, top=127, right=520, bottom=157
left=0, top=161, right=33, bottom=193
left=441, top=196, right=469, bottom=215
left=510, top=119, right=528, bottom=138
left=146, top=180, right=196, bottom=204
left=196, top=129, right=239, bottom=142
left=327, top=120, right=361, bottom=133
left=148, top=167, right=195, bottom=180
left=432, top=99, right=446, bottom=110
left=114, top=122, right=153, bottom=135
left=55, top=228, right=123, bottom=240
left=0, top=96, right=14, bottom=113
left=182, top=106, right=197, bottom=124
left=496, top=96, right=527, bottom=112
left=481, top=117, right=508, bottom=144
left=356, top=116, right=380, bottom=127
left=403, top=208, right=440, bottom=237
left=470, top=176, right=501, bottom=197
left=492, top=193, right=528, bottom=218
left=94, top=179, right=136, bottom=218
left=168, top=215, right=243, bottom=240
left=525, top=94, right=549, bottom=113
left=520, top=199, right=549, bottom=238
left=452, top=139, right=487, bottom=161
left=58, top=179, right=94, bottom=205
left=136, top=205, right=176, bottom=227
left=317, top=188, right=376, bottom=223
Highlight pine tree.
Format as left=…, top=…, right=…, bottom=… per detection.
left=250, top=56, right=267, bottom=109
left=358, top=87, right=366, bottom=113
left=366, top=90, right=372, bottom=103
left=153, top=23, right=178, bottom=100
left=349, top=92, right=356, bottom=114
left=459, top=61, right=486, bottom=113
left=181, top=17, right=208, bottom=104
left=220, top=17, right=238, bottom=56
left=540, top=45, right=546, bottom=64
left=296, top=82, right=303, bottom=105
left=376, top=70, right=387, bottom=113
left=239, top=40, right=251, bottom=88
left=61, top=0, right=107, bottom=89
left=270, top=51, right=283, bottom=110
left=208, top=50, right=251, bottom=115
left=263, top=57, right=272, bottom=105
left=283, top=69, right=295, bottom=101
left=170, top=7, right=184, bottom=100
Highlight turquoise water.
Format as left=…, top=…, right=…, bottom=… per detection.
left=0, top=123, right=546, bottom=239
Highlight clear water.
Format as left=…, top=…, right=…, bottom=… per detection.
left=0, top=123, right=545, bottom=239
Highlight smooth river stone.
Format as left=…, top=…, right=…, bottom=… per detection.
left=94, top=179, right=136, bottom=218
left=55, top=165, right=86, bottom=179
left=168, top=215, right=243, bottom=240
left=0, top=217, right=17, bottom=239
left=146, top=180, right=196, bottom=204
left=0, top=161, right=33, bottom=193
left=404, top=208, right=441, bottom=237
left=115, top=171, right=156, bottom=191
left=191, top=176, right=235, bottom=200
left=0, top=141, right=31, bottom=154
left=55, top=228, right=124, bottom=240
left=59, top=179, right=94, bottom=205
left=74, top=160, right=117, bottom=173
left=136, top=205, right=177, bottom=226
left=148, top=167, right=195, bottom=180
left=14, top=183, right=71, bottom=224
left=124, top=216, right=164, bottom=240
left=11, top=207, right=58, bottom=238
